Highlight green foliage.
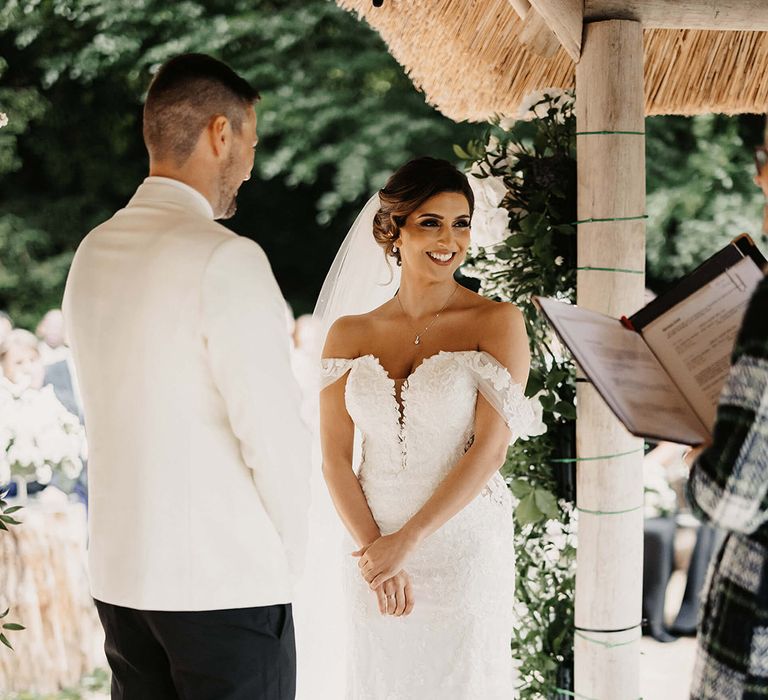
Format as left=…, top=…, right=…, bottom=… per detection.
left=0, top=216, right=74, bottom=330
left=0, top=0, right=474, bottom=322
left=0, top=488, right=23, bottom=534
left=646, top=113, right=768, bottom=290
left=0, top=605, right=25, bottom=651
left=459, top=92, right=577, bottom=699
left=0, top=490, right=24, bottom=651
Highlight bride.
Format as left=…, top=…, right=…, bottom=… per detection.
left=316, top=156, right=541, bottom=698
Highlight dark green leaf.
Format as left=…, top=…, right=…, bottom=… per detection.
left=453, top=144, right=472, bottom=160
left=539, top=394, right=556, bottom=411
left=533, top=489, right=559, bottom=520
left=515, top=492, right=545, bottom=526
left=525, top=374, right=544, bottom=397
left=2, top=623, right=24, bottom=631
left=509, top=479, right=533, bottom=499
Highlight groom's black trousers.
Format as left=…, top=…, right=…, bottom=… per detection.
left=95, top=600, right=296, bottom=700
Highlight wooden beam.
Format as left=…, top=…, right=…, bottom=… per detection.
left=508, top=0, right=532, bottom=19
left=585, top=0, right=768, bottom=30
left=528, top=0, right=584, bottom=61
left=574, top=19, right=645, bottom=700
left=518, top=8, right=562, bottom=58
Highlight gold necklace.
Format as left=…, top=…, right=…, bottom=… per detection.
left=396, top=285, right=459, bottom=346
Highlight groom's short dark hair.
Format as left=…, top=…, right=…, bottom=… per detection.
left=143, top=53, right=260, bottom=165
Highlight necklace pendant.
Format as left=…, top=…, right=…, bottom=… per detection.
left=414, top=336, right=421, bottom=345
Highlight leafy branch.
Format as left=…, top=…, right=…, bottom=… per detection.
left=459, top=91, right=578, bottom=698
left=0, top=487, right=23, bottom=532
left=0, top=488, right=25, bottom=650
left=0, top=607, right=25, bottom=650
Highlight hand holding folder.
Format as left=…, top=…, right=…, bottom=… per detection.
left=536, top=235, right=767, bottom=445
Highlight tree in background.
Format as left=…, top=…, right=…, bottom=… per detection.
left=1, top=2, right=766, bottom=324
left=0, top=0, right=474, bottom=326
left=646, top=113, right=767, bottom=291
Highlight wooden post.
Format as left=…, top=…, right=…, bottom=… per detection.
left=586, top=0, right=768, bottom=29
left=574, top=19, right=645, bottom=700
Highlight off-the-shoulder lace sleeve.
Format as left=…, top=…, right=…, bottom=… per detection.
left=464, top=351, right=546, bottom=443
left=319, top=357, right=356, bottom=391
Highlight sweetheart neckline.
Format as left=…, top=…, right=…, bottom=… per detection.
left=320, top=348, right=536, bottom=443
left=358, top=351, right=484, bottom=434
left=356, top=349, right=490, bottom=386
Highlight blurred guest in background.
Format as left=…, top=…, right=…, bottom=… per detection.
left=43, top=348, right=83, bottom=423
left=290, top=313, right=322, bottom=430
left=0, top=329, right=45, bottom=389
left=36, top=308, right=69, bottom=365
left=0, top=311, right=13, bottom=347
left=42, top=314, right=87, bottom=505
left=292, top=313, right=320, bottom=356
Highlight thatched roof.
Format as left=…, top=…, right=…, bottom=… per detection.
left=337, top=0, right=768, bottom=121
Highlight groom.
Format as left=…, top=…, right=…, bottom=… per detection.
left=63, top=54, right=311, bottom=699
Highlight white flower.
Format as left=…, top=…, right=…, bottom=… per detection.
left=470, top=173, right=507, bottom=209
left=469, top=160, right=489, bottom=178
left=471, top=206, right=510, bottom=248
left=542, top=545, right=561, bottom=565
left=555, top=256, right=564, bottom=266
left=512, top=392, right=548, bottom=441
left=0, top=113, right=7, bottom=129
left=61, top=457, right=83, bottom=480
left=1, top=382, right=87, bottom=486
left=498, top=116, right=516, bottom=131
left=643, top=460, right=677, bottom=518
left=35, top=464, right=53, bottom=485
left=7, top=439, right=42, bottom=469
left=36, top=428, right=75, bottom=465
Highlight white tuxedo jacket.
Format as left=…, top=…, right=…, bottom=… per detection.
left=63, top=177, right=311, bottom=611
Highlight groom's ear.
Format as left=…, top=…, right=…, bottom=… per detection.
left=207, top=115, right=231, bottom=158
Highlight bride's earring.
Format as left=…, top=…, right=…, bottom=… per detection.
left=392, top=244, right=399, bottom=253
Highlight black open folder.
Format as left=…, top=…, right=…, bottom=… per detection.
left=535, top=235, right=767, bottom=445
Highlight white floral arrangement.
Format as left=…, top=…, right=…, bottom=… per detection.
left=0, top=113, right=8, bottom=129
left=468, top=163, right=511, bottom=249
left=458, top=90, right=578, bottom=697
left=643, top=460, right=678, bottom=519
left=0, top=380, right=86, bottom=489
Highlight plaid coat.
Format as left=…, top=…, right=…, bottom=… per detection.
left=688, top=273, right=768, bottom=700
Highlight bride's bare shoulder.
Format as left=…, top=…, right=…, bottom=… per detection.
left=461, top=287, right=523, bottom=321
left=323, top=311, right=379, bottom=359
left=458, top=289, right=525, bottom=345
left=470, top=295, right=528, bottom=376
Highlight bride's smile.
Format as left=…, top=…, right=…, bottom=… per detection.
left=393, top=190, right=471, bottom=281
left=426, top=250, right=457, bottom=265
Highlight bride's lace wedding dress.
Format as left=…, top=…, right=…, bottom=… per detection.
left=320, top=349, right=540, bottom=700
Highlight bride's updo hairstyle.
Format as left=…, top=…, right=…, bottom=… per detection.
left=373, top=157, right=474, bottom=266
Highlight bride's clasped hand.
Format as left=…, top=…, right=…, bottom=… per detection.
left=353, top=526, right=421, bottom=591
